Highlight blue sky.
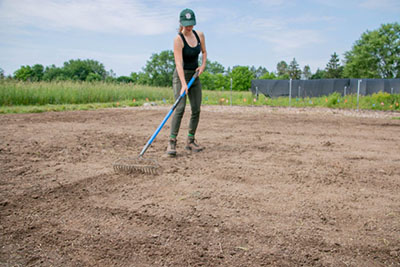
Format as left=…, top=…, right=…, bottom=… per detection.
left=0, top=0, right=399, bottom=77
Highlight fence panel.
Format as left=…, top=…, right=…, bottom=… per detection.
left=251, top=78, right=400, bottom=97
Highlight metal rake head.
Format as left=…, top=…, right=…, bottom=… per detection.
left=113, top=157, right=159, bottom=175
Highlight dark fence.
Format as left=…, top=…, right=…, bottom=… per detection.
left=251, top=78, right=400, bottom=98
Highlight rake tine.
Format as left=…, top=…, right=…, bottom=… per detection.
left=112, top=157, right=159, bottom=175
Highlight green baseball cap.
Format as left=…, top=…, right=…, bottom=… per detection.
left=179, top=8, right=196, bottom=26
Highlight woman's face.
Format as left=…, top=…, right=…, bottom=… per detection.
left=183, top=25, right=193, bottom=32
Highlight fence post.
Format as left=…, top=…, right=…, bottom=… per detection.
left=256, top=86, right=259, bottom=100
left=391, top=87, right=394, bottom=95
left=289, top=79, right=292, bottom=107
left=344, top=86, right=347, bottom=97
left=230, top=78, right=233, bottom=107
left=298, top=86, right=301, bottom=98
left=357, top=79, right=362, bottom=111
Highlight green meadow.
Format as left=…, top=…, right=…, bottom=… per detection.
left=0, top=80, right=399, bottom=114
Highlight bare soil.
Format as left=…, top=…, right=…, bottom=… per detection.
left=1, top=105, right=399, bottom=266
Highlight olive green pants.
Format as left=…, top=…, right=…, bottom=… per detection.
left=170, top=69, right=202, bottom=138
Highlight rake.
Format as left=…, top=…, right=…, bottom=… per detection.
left=113, top=71, right=199, bottom=175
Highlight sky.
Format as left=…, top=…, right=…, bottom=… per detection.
left=0, top=0, right=399, bottom=77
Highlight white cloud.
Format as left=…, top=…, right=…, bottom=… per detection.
left=220, top=15, right=324, bottom=54
left=0, top=0, right=178, bottom=35
left=263, top=29, right=323, bottom=53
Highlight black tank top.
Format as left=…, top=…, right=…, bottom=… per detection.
left=179, top=30, right=201, bottom=70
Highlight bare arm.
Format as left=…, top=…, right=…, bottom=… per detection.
left=196, top=31, right=207, bottom=75
left=173, top=35, right=188, bottom=95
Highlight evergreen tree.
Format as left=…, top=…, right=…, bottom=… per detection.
left=250, top=66, right=268, bottom=79
left=276, top=61, right=288, bottom=77
left=325, top=52, right=343, bottom=78
left=287, top=58, right=301, bottom=79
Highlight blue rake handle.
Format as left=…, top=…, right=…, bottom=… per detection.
left=139, top=71, right=199, bottom=157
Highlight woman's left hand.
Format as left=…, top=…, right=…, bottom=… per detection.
left=196, top=65, right=206, bottom=76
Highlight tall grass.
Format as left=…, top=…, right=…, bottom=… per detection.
left=0, top=80, right=399, bottom=114
left=0, top=80, right=173, bottom=106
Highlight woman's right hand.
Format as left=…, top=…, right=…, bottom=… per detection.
left=180, top=84, right=188, bottom=96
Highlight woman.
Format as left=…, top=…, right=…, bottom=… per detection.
left=167, top=8, right=207, bottom=156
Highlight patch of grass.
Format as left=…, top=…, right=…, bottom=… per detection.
left=1, top=80, right=399, bottom=114
left=0, top=80, right=173, bottom=106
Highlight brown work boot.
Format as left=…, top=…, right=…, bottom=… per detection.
left=166, top=138, right=177, bottom=156
left=185, top=137, right=204, bottom=152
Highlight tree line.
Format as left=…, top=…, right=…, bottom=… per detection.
left=1, top=22, right=399, bottom=91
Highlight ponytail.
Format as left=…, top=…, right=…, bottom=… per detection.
left=178, top=25, right=183, bottom=33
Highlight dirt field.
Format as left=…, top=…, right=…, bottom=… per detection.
left=1, top=105, right=399, bottom=266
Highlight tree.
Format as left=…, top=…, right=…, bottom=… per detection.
left=136, top=72, right=151, bottom=85
left=116, top=76, right=133, bottom=83
left=63, top=59, right=106, bottom=81
left=276, top=61, right=288, bottom=78
left=230, top=66, right=255, bottom=91
left=214, top=73, right=230, bottom=90
left=325, top=52, right=343, bottom=78
left=199, top=71, right=215, bottom=90
left=107, top=69, right=117, bottom=79
left=14, top=65, right=33, bottom=81
left=250, top=66, right=268, bottom=79
left=259, top=71, right=276, bottom=80
left=343, top=22, right=400, bottom=78
left=31, top=64, right=44, bottom=81
left=302, top=65, right=312, bottom=80
left=0, top=68, right=5, bottom=80
left=287, top=58, right=301, bottom=79
left=86, top=73, right=102, bottom=82
left=143, top=50, right=175, bottom=87
left=311, top=68, right=326, bottom=79
left=206, top=59, right=225, bottom=74
left=43, top=65, right=66, bottom=81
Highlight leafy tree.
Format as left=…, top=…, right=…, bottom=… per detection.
left=0, top=68, right=5, bottom=79
left=14, top=65, right=33, bottom=81
left=63, top=59, right=106, bottom=81
left=311, top=68, right=326, bottom=79
left=287, top=58, right=301, bottom=79
left=343, top=22, right=400, bottom=78
left=130, top=72, right=139, bottom=83
left=199, top=71, right=215, bottom=90
left=116, top=76, right=133, bottom=83
left=143, top=50, right=175, bottom=87
left=276, top=61, right=288, bottom=77
left=230, top=66, right=255, bottom=91
left=215, top=73, right=230, bottom=90
left=136, top=72, right=151, bottom=85
left=206, top=59, right=225, bottom=74
left=86, top=73, right=103, bottom=82
left=43, top=65, right=66, bottom=81
left=325, top=52, right=343, bottom=78
left=31, top=64, right=44, bottom=81
left=302, top=65, right=312, bottom=80
left=259, top=71, right=276, bottom=80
